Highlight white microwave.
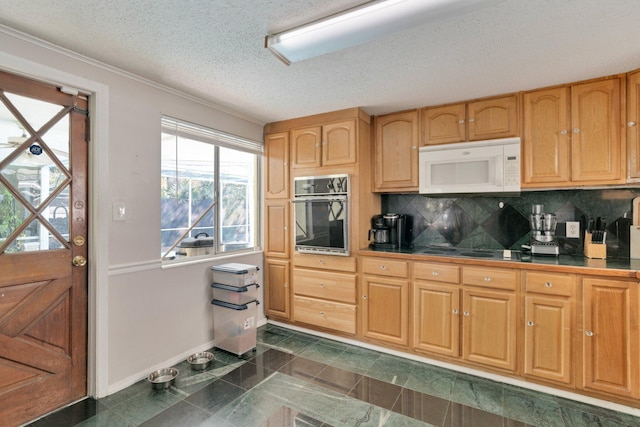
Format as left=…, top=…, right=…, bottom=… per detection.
left=419, top=137, right=521, bottom=194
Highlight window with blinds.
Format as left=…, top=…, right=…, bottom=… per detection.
left=160, top=116, right=262, bottom=261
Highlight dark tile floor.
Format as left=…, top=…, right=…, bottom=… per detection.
left=27, top=324, right=640, bottom=426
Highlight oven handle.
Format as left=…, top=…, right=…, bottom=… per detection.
left=291, top=195, right=348, bottom=203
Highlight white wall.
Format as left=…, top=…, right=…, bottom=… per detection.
left=0, top=27, right=265, bottom=397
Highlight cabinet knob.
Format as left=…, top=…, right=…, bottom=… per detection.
left=468, top=118, right=475, bottom=123
left=315, top=143, right=321, bottom=147
left=380, top=265, right=386, bottom=270
left=412, top=146, right=417, bottom=150
left=363, top=295, right=367, bottom=300
left=585, top=330, right=594, bottom=337
left=545, top=282, right=552, bottom=287
left=319, top=283, right=324, bottom=287
left=463, top=311, right=470, bottom=316
left=527, top=321, right=535, bottom=326
left=484, top=276, right=491, bottom=282
left=573, top=128, right=580, bottom=134
left=628, top=121, right=637, bottom=127
left=283, top=282, right=288, bottom=288
left=560, top=130, right=568, bottom=135
left=458, top=120, right=465, bottom=124
left=320, top=311, right=325, bottom=316
left=319, top=260, right=325, bottom=265
left=452, top=309, right=459, bottom=314
left=432, top=271, right=439, bottom=276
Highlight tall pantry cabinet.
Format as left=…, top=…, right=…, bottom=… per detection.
left=263, top=108, right=379, bottom=334
left=264, top=132, right=291, bottom=320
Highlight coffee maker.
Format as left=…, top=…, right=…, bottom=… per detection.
left=529, top=204, right=559, bottom=256
left=369, top=213, right=413, bottom=250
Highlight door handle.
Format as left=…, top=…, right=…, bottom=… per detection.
left=72, top=255, right=87, bottom=267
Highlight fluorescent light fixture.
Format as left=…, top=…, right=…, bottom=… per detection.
left=265, top=0, right=493, bottom=65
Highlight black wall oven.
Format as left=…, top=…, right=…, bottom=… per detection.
left=293, top=174, right=349, bottom=256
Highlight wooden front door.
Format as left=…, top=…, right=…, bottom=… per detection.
left=0, top=70, right=88, bottom=426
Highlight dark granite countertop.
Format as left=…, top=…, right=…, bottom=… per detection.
left=358, top=246, right=640, bottom=278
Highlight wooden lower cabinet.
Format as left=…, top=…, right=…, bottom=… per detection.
left=292, top=264, right=357, bottom=335
left=264, top=259, right=290, bottom=320
left=462, top=287, right=517, bottom=372
left=414, top=281, right=460, bottom=357
left=524, top=295, right=573, bottom=385
left=293, top=295, right=356, bottom=335
left=523, top=271, right=574, bottom=386
left=362, top=275, right=409, bottom=347
left=581, top=277, right=639, bottom=398
left=413, top=261, right=461, bottom=357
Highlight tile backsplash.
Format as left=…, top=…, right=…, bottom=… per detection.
left=382, top=188, right=640, bottom=258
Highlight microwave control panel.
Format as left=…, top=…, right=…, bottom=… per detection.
left=503, top=144, right=521, bottom=190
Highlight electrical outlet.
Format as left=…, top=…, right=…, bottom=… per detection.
left=567, top=221, right=580, bottom=238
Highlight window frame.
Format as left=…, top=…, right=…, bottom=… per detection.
left=160, top=116, right=262, bottom=263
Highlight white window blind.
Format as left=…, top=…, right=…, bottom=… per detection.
left=161, top=116, right=263, bottom=154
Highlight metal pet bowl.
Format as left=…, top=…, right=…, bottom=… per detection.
left=187, top=351, right=214, bottom=370
left=147, top=368, right=179, bottom=390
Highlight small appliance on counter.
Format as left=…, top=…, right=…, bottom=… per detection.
left=368, top=213, right=412, bottom=250
left=528, top=204, right=559, bottom=256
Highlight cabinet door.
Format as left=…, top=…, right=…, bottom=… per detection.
left=582, top=277, right=638, bottom=397
left=524, top=295, right=572, bottom=385
left=571, top=79, right=623, bottom=183
left=522, top=87, right=571, bottom=186
left=462, top=288, right=516, bottom=372
left=291, top=126, right=321, bottom=168
left=322, top=120, right=356, bottom=166
left=467, top=95, right=518, bottom=141
left=421, top=104, right=466, bottom=145
left=265, top=132, right=289, bottom=199
left=373, top=110, right=419, bottom=192
left=414, top=281, right=460, bottom=357
left=265, top=259, right=290, bottom=320
left=628, top=71, right=640, bottom=179
left=362, top=275, right=409, bottom=346
left=265, top=201, right=289, bottom=258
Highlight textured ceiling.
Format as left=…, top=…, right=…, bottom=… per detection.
left=1, top=0, right=640, bottom=125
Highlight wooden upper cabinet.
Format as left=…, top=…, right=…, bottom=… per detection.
left=291, top=126, right=322, bottom=168
left=322, top=120, right=357, bottom=166
left=467, top=95, right=519, bottom=141
left=291, top=120, right=356, bottom=168
left=421, top=103, right=466, bottom=145
left=627, top=70, right=640, bottom=179
left=571, top=78, right=623, bottom=183
left=374, top=110, right=419, bottom=192
left=421, top=95, right=518, bottom=146
left=522, top=87, right=571, bottom=185
left=265, top=132, right=290, bottom=199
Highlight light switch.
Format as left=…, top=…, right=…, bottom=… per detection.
left=112, top=202, right=126, bottom=221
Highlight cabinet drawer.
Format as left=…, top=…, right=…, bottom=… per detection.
left=294, top=253, right=356, bottom=273
left=293, top=296, right=356, bottom=334
left=362, top=258, right=408, bottom=278
left=525, top=271, right=574, bottom=296
left=462, top=266, right=516, bottom=290
left=414, top=262, right=460, bottom=283
left=293, top=269, right=356, bottom=303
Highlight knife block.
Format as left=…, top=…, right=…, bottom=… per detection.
left=584, top=232, right=607, bottom=259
